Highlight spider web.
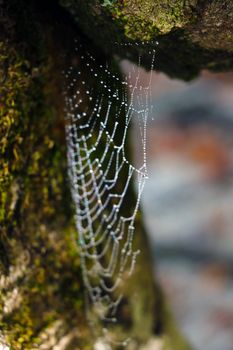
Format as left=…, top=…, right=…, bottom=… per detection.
left=63, top=40, right=156, bottom=336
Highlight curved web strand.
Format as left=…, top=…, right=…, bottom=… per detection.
left=63, top=40, right=156, bottom=338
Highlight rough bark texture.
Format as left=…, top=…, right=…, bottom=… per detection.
left=1, top=0, right=231, bottom=349
left=0, top=2, right=89, bottom=349
left=59, top=0, right=233, bottom=80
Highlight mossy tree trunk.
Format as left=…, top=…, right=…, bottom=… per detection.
left=60, top=0, right=233, bottom=80
left=0, top=2, right=92, bottom=349
left=2, top=0, right=231, bottom=349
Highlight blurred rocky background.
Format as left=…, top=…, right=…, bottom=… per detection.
left=133, top=71, right=233, bottom=350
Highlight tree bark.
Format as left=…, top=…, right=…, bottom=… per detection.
left=2, top=0, right=230, bottom=349
left=59, top=0, right=233, bottom=80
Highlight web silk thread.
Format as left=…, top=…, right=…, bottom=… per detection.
left=63, top=41, right=156, bottom=337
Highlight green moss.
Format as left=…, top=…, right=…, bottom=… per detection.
left=0, top=4, right=88, bottom=348
left=59, top=0, right=233, bottom=80
left=110, top=0, right=195, bottom=41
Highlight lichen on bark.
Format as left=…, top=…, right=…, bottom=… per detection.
left=59, top=0, right=233, bottom=80
left=0, top=3, right=88, bottom=348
